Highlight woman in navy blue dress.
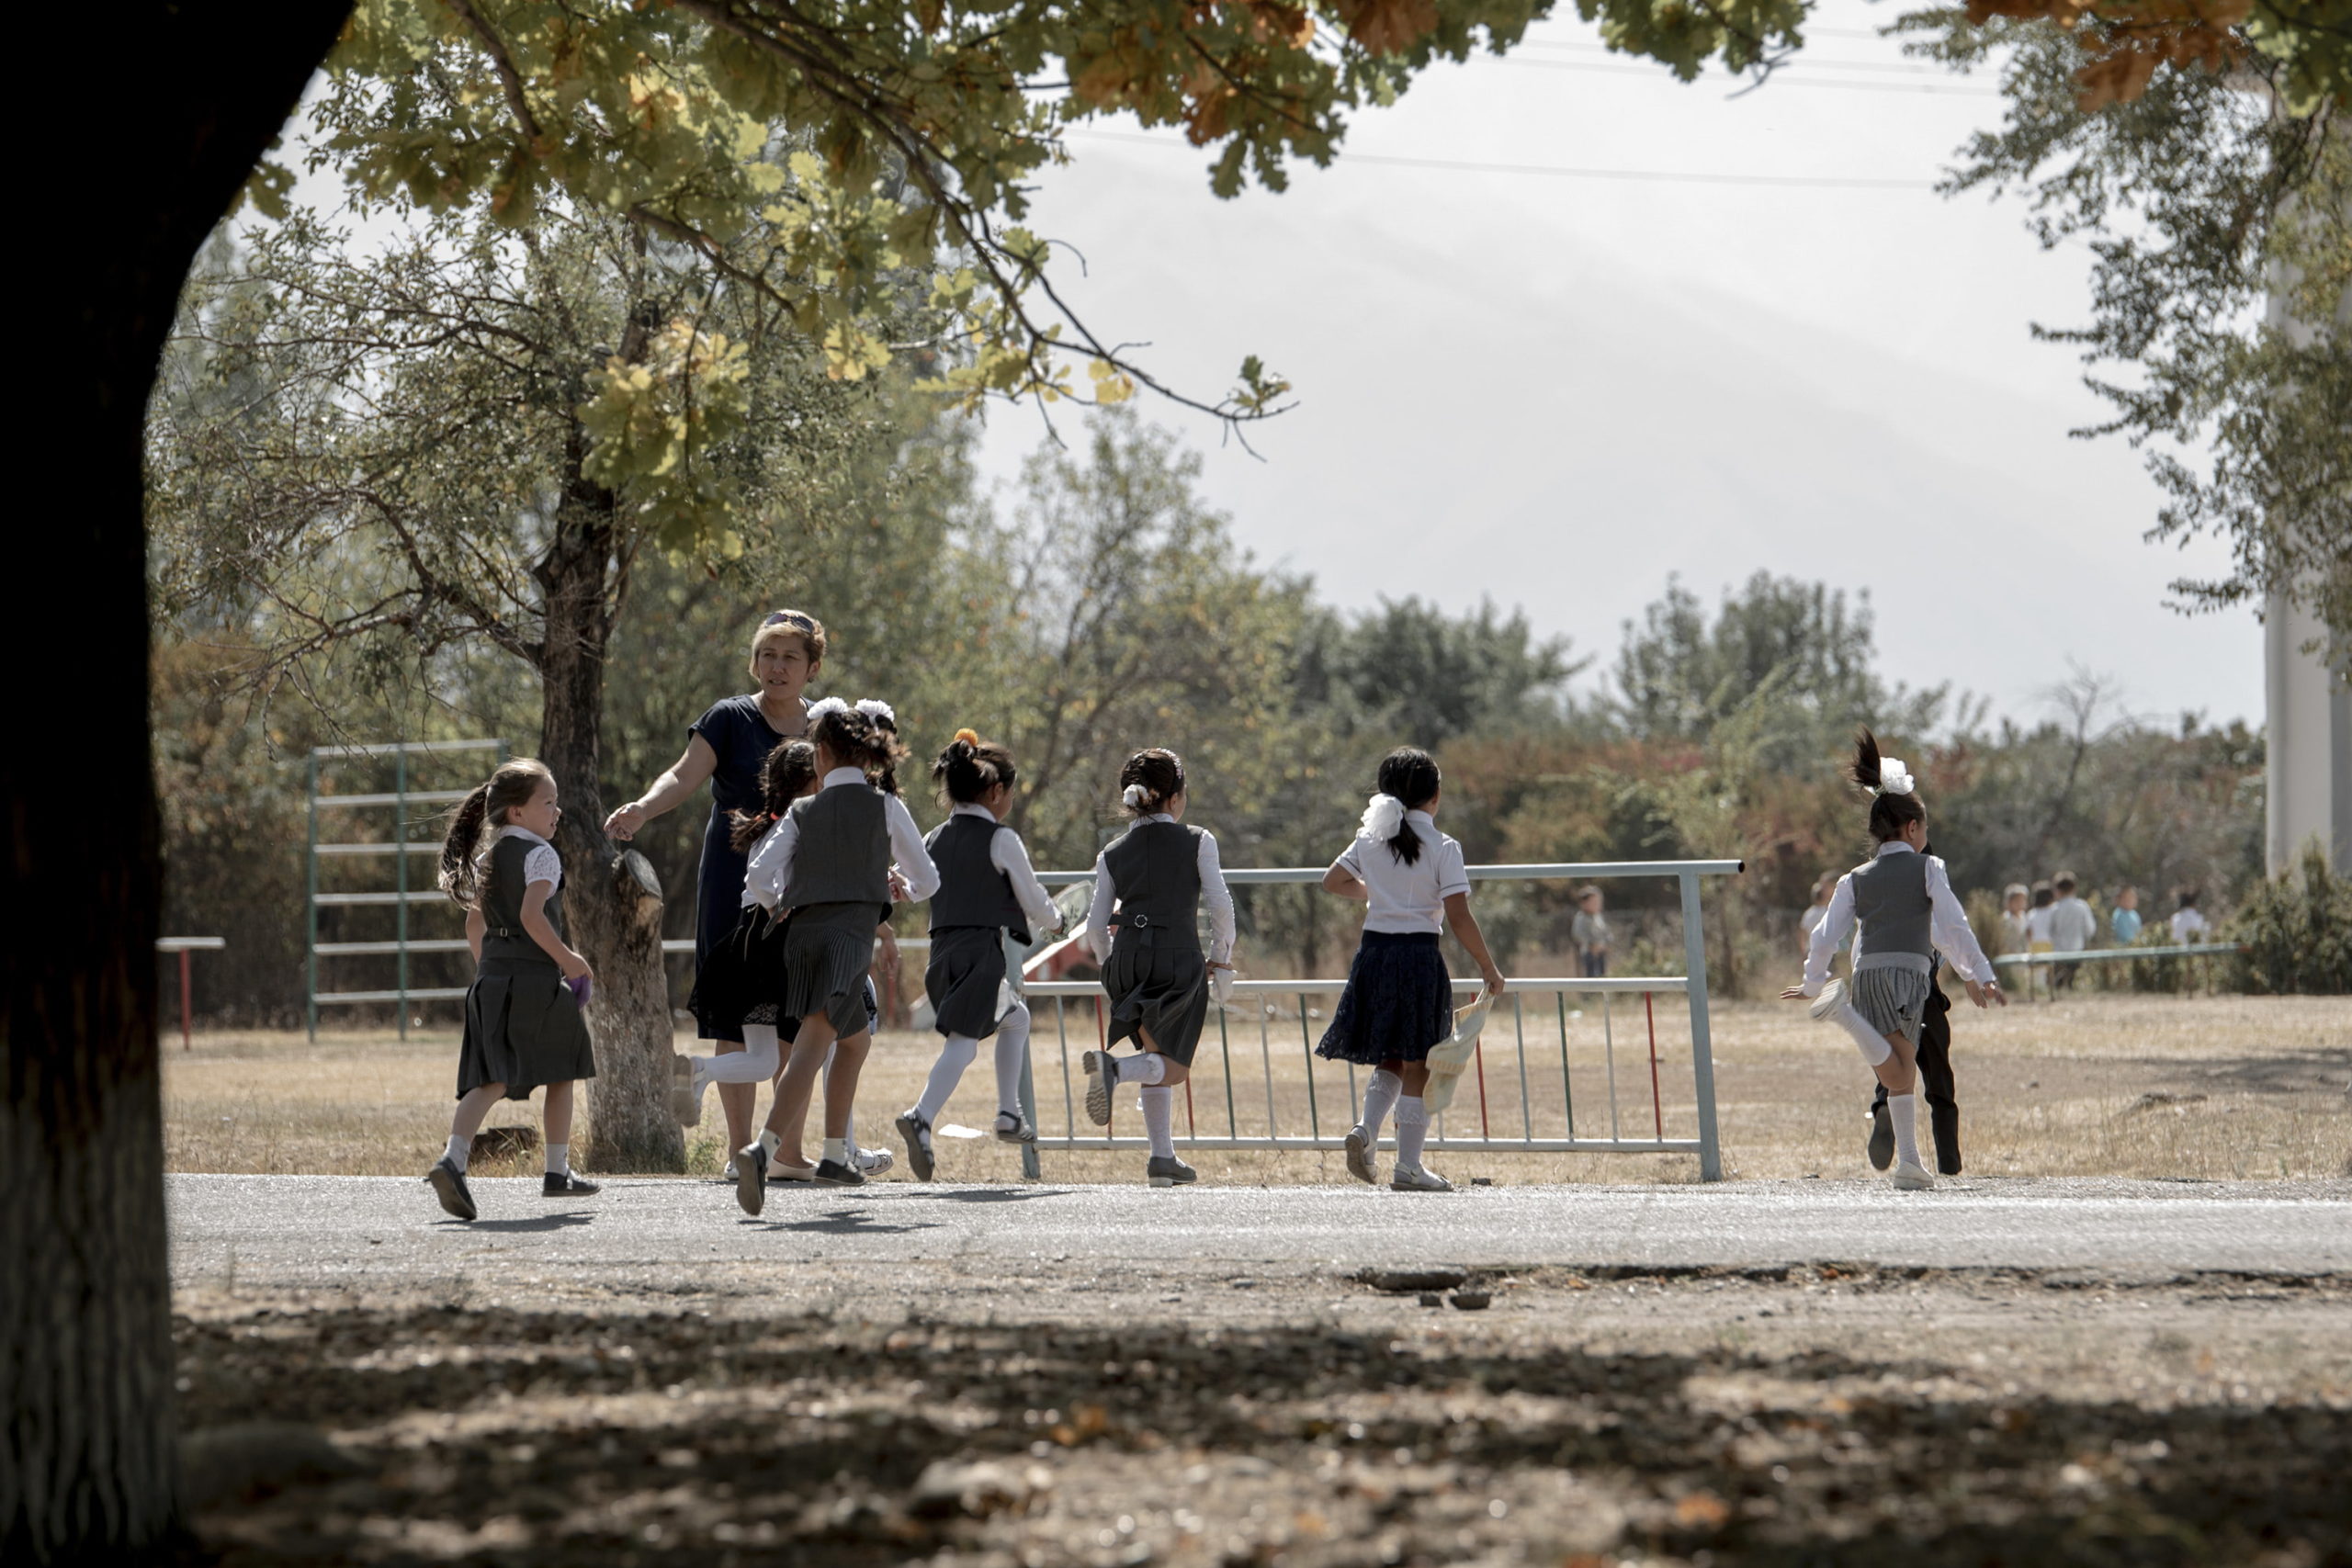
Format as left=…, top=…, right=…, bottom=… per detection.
left=605, top=610, right=823, bottom=1162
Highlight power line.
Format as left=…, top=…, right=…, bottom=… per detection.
left=1062, top=129, right=1935, bottom=190
left=1520, top=39, right=1954, bottom=76
left=1484, top=55, right=2002, bottom=97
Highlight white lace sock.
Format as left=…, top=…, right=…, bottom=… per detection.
left=1115, top=1051, right=1168, bottom=1087
left=1888, top=1093, right=1923, bottom=1169
left=916, top=1035, right=978, bottom=1124
left=544, top=1141, right=569, bottom=1177
left=1138, top=1085, right=1177, bottom=1158
left=1357, top=1068, right=1404, bottom=1140
left=992, top=1004, right=1033, bottom=1116
left=1394, top=1096, right=1430, bottom=1168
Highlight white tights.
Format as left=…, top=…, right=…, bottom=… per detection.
left=914, top=1001, right=1034, bottom=1124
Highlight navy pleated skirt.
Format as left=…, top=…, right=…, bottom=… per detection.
left=781, top=901, right=884, bottom=1038
left=458, top=958, right=596, bottom=1099
left=927, top=926, right=1012, bottom=1040
left=1315, top=931, right=1455, bottom=1066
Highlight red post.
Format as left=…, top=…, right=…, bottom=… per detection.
left=179, top=948, right=193, bottom=1052
left=1643, top=990, right=1663, bottom=1140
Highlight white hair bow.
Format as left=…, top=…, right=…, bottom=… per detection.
left=1877, top=757, right=1916, bottom=797
left=854, top=698, right=896, bottom=727
left=1360, top=793, right=1406, bottom=840
left=1121, top=783, right=1151, bottom=809
left=805, top=696, right=849, bottom=721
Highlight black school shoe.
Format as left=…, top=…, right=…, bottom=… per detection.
left=896, top=1109, right=935, bottom=1181
left=813, top=1157, right=866, bottom=1186
left=425, top=1157, right=477, bottom=1221
left=542, top=1170, right=601, bottom=1198
left=736, top=1140, right=769, bottom=1216
left=1866, top=1100, right=1894, bottom=1171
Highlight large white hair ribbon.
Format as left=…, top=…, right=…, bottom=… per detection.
left=1876, top=757, right=1916, bottom=797
left=1360, top=793, right=1407, bottom=840
left=1121, top=783, right=1152, bottom=809
left=805, top=695, right=849, bottom=722
left=854, top=698, right=896, bottom=727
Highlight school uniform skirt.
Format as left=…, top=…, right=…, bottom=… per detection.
left=781, top=901, right=884, bottom=1038
left=927, top=926, right=1012, bottom=1040
left=688, top=901, right=791, bottom=1037
left=1102, top=927, right=1208, bottom=1067
left=458, top=957, right=596, bottom=1099
left=1851, top=961, right=1932, bottom=1043
left=1316, top=931, right=1455, bottom=1066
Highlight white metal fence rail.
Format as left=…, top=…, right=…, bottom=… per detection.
left=1006, top=860, right=1740, bottom=1181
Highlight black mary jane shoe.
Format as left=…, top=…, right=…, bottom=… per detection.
left=426, top=1157, right=478, bottom=1222
left=896, top=1109, right=935, bottom=1182
left=812, top=1157, right=866, bottom=1187
left=542, top=1170, right=602, bottom=1198
left=736, top=1141, right=770, bottom=1216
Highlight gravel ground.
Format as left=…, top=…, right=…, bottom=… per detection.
left=169, top=1179, right=2351, bottom=1567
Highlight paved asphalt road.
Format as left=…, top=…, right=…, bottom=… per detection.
left=166, top=1175, right=2349, bottom=1289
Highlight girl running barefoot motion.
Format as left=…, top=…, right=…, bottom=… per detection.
left=424, top=761, right=600, bottom=1221
left=1785, top=730, right=2005, bottom=1191
left=896, top=731, right=1065, bottom=1179
left=1080, top=749, right=1237, bottom=1188
left=1316, top=748, right=1507, bottom=1193
left=731, top=700, right=937, bottom=1212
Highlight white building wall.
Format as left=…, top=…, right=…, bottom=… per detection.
left=2264, top=589, right=2350, bottom=874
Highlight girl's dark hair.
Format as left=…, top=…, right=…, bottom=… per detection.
left=1847, top=727, right=1926, bottom=844
left=437, top=759, right=554, bottom=908
left=1374, top=746, right=1442, bottom=865
left=934, top=728, right=1018, bottom=807
left=812, top=703, right=907, bottom=795
left=729, top=740, right=819, bottom=853
left=1118, top=748, right=1186, bottom=818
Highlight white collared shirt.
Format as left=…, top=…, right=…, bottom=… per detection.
left=950, top=802, right=1064, bottom=938
left=1084, top=815, right=1236, bottom=964
left=744, top=768, right=940, bottom=909
left=1333, top=810, right=1471, bottom=936
left=1801, top=840, right=1995, bottom=994
left=2048, top=896, right=2098, bottom=953
left=496, top=825, right=562, bottom=890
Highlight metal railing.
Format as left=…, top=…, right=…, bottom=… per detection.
left=1000, top=860, right=1741, bottom=1181
left=1994, top=941, right=2244, bottom=998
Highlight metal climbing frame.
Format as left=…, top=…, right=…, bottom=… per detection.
left=1008, top=859, right=1742, bottom=1181
left=307, top=739, right=504, bottom=1039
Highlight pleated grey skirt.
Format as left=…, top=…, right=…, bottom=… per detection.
left=1852, top=964, right=1931, bottom=1043
left=1102, top=932, right=1207, bottom=1067
left=780, top=901, right=884, bottom=1038
left=927, top=926, right=1011, bottom=1040
left=458, top=958, right=595, bottom=1099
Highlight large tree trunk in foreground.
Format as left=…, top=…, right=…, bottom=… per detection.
left=538, top=434, right=682, bottom=1173
left=5, top=7, right=353, bottom=1561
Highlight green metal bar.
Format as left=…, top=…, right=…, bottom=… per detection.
left=306, top=751, right=320, bottom=1042
left=1557, top=992, right=1575, bottom=1140
left=1679, top=868, right=1724, bottom=1182
left=1216, top=1003, right=1238, bottom=1139
left=395, top=747, right=409, bottom=1041
left=1298, top=995, right=1319, bottom=1142
left=1513, top=992, right=1532, bottom=1143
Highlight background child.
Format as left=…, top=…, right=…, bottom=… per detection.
left=2048, top=872, right=2097, bottom=991
left=1570, top=886, right=1611, bottom=978
left=734, top=700, right=937, bottom=1210
left=1315, top=747, right=1508, bottom=1194
left=2171, top=890, right=2210, bottom=942
left=1784, top=731, right=2004, bottom=1191
left=2111, top=885, right=2143, bottom=944
left=425, top=759, right=600, bottom=1221
left=1080, top=749, right=1235, bottom=1188
left=896, top=730, right=1065, bottom=1179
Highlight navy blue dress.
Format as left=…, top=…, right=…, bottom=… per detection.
left=688, top=694, right=800, bottom=1040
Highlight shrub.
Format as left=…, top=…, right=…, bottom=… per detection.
left=2231, top=842, right=2352, bottom=995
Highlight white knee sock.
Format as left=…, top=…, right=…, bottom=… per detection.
left=700, top=1025, right=783, bottom=1084
left=1138, top=1085, right=1176, bottom=1157
left=1887, top=1093, right=1922, bottom=1169
left=917, top=1035, right=978, bottom=1123
left=1357, top=1068, right=1404, bottom=1140
left=1395, top=1096, right=1430, bottom=1167
left=444, top=1134, right=469, bottom=1171
left=1834, top=1005, right=1894, bottom=1066
left=992, top=1005, right=1033, bottom=1115
left=544, top=1141, right=569, bottom=1176
left=1115, top=1052, right=1167, bottom=1087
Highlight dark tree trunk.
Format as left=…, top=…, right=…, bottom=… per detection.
left=6, top=7, right=352, bottom=1561
left=537, top=423, right=681, bottom=1173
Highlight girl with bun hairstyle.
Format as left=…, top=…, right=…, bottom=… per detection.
left=1316, top=747, right=1507, bottom=1193
left=892, top=730, right=1066, bottom=1179
left=729, top=699, right=937, bottom=1211
left=1785, top=728, right=2005, bottom=1191
left=424, top=759, right=600, bottom=1221
left=1079, top=749, right=1237, bottom=1188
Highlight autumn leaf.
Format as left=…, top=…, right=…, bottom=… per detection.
left=1332, top=0, right=1439, bottom=57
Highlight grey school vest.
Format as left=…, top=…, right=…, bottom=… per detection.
left=926, top=814, right=1030, bottom=940
left=480, top=833, right=564, bottom=965
left=1102, top=821, right=1202, bottom=949
left=1849, top=851, right=1933, bottom=973
left=779, top=784, right=892, bottom=908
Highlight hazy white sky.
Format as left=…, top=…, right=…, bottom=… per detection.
left=967, top=0, right=2266, bottom=728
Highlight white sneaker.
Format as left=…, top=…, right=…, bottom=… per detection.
left=671, top=1055, right=707, bottom=1126
left=1807, top=978, right=1849, bottom=1021
left=853, top=1145, right=894, bottom=1177
left=721, top=1158, right=739, bottom=1182
left=1390, top=1164, right=1454, bottom=1193
left=1892, top=1160, right=1935, bottom=1191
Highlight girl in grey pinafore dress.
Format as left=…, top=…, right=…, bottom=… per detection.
left=1786, top=730, right=2003, bottom=1191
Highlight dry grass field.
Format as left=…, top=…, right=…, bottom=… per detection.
left=164, top=993, right=2349, bottom=1185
